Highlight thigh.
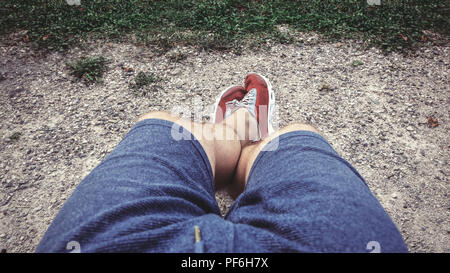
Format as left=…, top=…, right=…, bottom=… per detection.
left=36, top=119, right=233, bottom=252
left=226, top=131, right=408, bottom=253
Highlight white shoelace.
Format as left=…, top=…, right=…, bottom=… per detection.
left=224, top=88, right=261, bottom=141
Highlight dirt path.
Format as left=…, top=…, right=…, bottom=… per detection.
left=0, top=38, right=448, bottom=252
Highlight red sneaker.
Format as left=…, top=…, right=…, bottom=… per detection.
left=243, top=73, right=275, bottom=140
left=212, top=85, right=246, bottom=123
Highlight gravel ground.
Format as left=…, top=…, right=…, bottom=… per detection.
left=0, top=35, right=449, bottom=253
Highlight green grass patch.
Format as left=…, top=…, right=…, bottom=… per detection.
left=9, top=132, right=22, bottom=141
left=351, top=60, right=364, bottom=67
left=1, top=0, right=448, bottom=53
left=67, top=56, right=109, bottom=83
left=129, top=71, right=163, bottom=96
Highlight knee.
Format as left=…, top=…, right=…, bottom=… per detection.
left=136, top=111, right=177, bottom=123
left=280, top=122, right=321, bottom=135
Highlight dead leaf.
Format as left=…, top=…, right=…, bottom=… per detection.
left=420, top=35, right=427, bottom=42
left=22, top=35, right=30, bottom=43
left=42, top=34, right=51, bottom=41
left=427, top=116, right=438, bottom=128
left=337, top=42, right=343, bottom=48
left=399, top=34, right=408, bottom=41
left=123, top=67, right=134, bottom=72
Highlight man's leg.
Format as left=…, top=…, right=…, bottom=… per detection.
left=36, top=110, right=252, bottom=253
left=226, top=123, right=408, bottom=252
left=229, top=123, right=320, bottom=199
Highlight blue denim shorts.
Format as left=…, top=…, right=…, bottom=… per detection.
left=36, top=119, right=407, bottom=253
